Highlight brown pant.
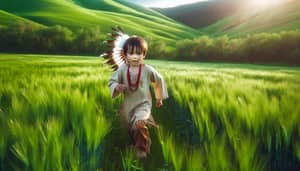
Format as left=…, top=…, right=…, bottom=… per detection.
left=129, top=120, right=150, bottom=153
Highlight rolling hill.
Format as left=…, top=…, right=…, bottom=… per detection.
left=201, top=0, right=300, bottom=36
left=1, top=0, right=299, bottom=41
left=74, top=0, right=172, bottom=21
left=0, top=0, right=198, bottom=44
left=153, top=0, right=300, bottom=36
left=0, top=10, right=45, bottom=28
left=153, top=0, right=241, bottom=28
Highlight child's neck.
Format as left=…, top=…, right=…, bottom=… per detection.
left=129, top=64, right=142, bottom=68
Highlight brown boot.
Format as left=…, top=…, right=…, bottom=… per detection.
left=130, top=120, right=150, bottom=157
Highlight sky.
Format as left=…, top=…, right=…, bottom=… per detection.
left=124, top=0, right=211, bottom=8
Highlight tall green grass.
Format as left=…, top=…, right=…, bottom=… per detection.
left=0, top=54, right=112, bottom=170
left=0, top=54, right=299, bottom=170
left=156, top=61, right=300, bottom=171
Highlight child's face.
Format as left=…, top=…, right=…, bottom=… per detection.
left=127, top=53, right=145, bottom=66
left=126, top=48, right=145, bottom=66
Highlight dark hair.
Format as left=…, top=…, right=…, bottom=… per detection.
left=123, top=36, right=148, bottom=56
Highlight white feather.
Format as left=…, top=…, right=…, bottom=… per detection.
left=112, top=50, right=122, bottom=57
left=113, top=56, right=125, bottom=67
left=115, top=34, right=129, bottom=48
left=112, top=41, right=127, bottom=67
left=116, top=59, right=124, bottom=67
left=112, top=54, right=123, bottom=63
left=112, top=47, right=123, bottom=53
left=112, top=54, right=124, bottom=66
left=99, top=53, right=107, bottom=57
left=112, top=49, right=122, bottom=59
left=101, top=30, right=129, bottom=69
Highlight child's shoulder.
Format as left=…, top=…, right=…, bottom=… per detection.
left=143, top=64, right=156, bottom=71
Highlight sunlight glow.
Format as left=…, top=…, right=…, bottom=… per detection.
left=248, top=0, right=284, bottom=9
left=146, top=0, right=209, bottom=8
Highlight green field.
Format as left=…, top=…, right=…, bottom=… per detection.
left=0, top=54, right=299, bottom=170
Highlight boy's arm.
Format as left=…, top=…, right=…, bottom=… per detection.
left=149, top=66, right=169, bottom=104
left=108, top=69, right=123, bottom=99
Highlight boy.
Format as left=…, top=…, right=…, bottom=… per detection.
left=108, top=36, right=168, bottom=158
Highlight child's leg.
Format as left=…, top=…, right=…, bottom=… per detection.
left=130, top=120, right=151, bottom=155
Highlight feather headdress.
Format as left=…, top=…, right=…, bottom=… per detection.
left=101, top=26, right=130, bottom=71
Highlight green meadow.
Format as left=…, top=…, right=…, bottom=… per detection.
left=0, top=54, right=299, bottom=171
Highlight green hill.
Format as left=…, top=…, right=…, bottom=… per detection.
left=74, top=0, right=172, bottom=21
left=2, top=0, right=298, bottom=42
left=200, top=0, right=300, bottom=36
left=151, top=0, right=300, bottom=36
left=153, top=0, right=241, bottom=28
left=0, top=10, right=45, bottom=28
left=0, top=0, right=198, bottom=44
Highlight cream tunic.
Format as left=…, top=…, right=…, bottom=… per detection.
left=108, top=63, right=168, bottom=125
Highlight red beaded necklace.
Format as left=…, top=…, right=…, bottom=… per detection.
left=127, top=64, right=142, bottom=91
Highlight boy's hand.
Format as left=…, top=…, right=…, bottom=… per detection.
left=116, top=84, right=126, bottom=93
left=113, top=84, right=126, bottom=98
left=155, top=99, right=163, bottom=108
